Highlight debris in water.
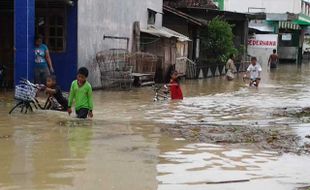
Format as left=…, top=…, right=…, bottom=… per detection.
left=0, top=135, right=11, bottom=139
left=205, top=179, right=250, bottom=184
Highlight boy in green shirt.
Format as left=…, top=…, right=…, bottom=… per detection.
left=68, top=67, right=94, bottom=118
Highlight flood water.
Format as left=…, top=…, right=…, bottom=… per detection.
left=0, top=64, right=310, bottom=190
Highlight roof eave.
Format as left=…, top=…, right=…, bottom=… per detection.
left=163, top=5, right=203, bottom=26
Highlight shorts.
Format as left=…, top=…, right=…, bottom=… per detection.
left=76, top=108, right=90, bottom=119
left=226, top=70, right=235, bottom=80
left=250, top=77, right=260, bottom=80
left=35, top=67, right=50, bottom=84
left=270, top=63, right=277, bottom=69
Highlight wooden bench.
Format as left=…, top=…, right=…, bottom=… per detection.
left=131, top=73, right=155, bottom=87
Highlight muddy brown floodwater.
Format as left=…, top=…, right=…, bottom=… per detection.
left=0, top=64, right=310, bottom=190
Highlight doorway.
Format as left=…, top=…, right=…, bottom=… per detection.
left=0, top=0, right=14, bottom=88
left=35, top=0, right=78, bottom=90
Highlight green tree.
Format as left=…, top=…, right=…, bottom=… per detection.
left=200, top=17, right=237, bottom=64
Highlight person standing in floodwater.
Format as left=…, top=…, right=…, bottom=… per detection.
left=268, top=49, right=279, bottom=69
left=34, top=35, right=54, bottom=84
left=168, top=71, right=183, bottom=100
left=244, top=57, right=262, bottom=87
left=225, top=54, right=237, bottom=81
left=68, top=67, right=94, bottom=119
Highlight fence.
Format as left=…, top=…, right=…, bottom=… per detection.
left=196, top=61, right=250, bottom=78
left=176, top=57, right=197, bottom=79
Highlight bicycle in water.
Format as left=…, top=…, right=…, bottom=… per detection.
left=9, top=79, right=64, bottom=114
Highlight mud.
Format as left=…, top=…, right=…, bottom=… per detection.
left=160, top=124, right=310, bottom=155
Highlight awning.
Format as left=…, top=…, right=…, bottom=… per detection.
left=141, top=26, right=191, bottom=42
left=249, top=21, right=274, bottom=32
left=294, top=14, right=310, bottom=25
left=279, top=21, right=301, bottom=30
left=249, top=25, right=274, bottom=32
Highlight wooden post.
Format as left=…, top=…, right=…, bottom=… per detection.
left=132, top=21, right=141, bottom=53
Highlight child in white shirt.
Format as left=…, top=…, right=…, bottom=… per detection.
left=244, top=57, right=262, bottom=87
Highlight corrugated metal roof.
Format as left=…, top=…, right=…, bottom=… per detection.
left=141, top=26, right=191, bottom=42
left=163, top=5, right=203, bottom=26
left=249, top=21, right=274, bottom=32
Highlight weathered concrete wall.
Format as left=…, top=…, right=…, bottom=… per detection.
left=78, top=0, right=163, bottom=88
left=224, top=0, right=301, bottom=14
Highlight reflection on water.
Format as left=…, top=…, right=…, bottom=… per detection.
left=146, top=65, right=310, bottom=127
left=0, top=98, right=159, bottom=190
left=157, top=142, right=310, bottom=190
left=0, top=64, right=310, bottom=190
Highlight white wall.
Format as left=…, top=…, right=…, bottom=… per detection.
left=78, top=0, right=163, bottom=87
left=248, top=34, right=279, bottom=67
left=224, top=0, right=302, bottom=14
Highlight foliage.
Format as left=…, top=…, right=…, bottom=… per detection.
left=235, top=44, right=246, bottom=62
left=200, top=17, right=237, bottom=64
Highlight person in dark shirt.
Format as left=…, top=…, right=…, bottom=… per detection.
left=45, top=75, right=68, bottom=111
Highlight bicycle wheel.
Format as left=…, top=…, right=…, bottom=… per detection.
left=24, top=102, right=33, bottom=114
left=34, top=96, right=52, bottom=110
left=43, top=97, right=52, bottom=110
left=9, top=101, right=25, bottom=114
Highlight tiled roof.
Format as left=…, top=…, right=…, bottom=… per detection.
left=163, top=0, right=218, bottom=9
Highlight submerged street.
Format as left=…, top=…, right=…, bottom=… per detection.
left=1, top=64, right=310, bottom=190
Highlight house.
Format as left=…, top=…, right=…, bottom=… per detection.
left=162, top=0, right=250, bottom=77
left=78, top=0, right=165, bottom=88
left=1, top=0, right=78, bottom=89
left=1, top=0, right=185, bottom=89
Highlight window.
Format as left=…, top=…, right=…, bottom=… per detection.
left=148, top=9, right=156, bottom=25
left=48, top=16, right=65, bottom=51
left=36, top=9, right=66, bottom=52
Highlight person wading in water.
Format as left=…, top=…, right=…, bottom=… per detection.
left=225, top=54, right=237, bottom=81
left=268, top=49, right=279, bottom=69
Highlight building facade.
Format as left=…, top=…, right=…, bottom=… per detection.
left=162, top=0, right=250, bottom=79
left=1, top=0, right=78, bottom=89
left=0, top=0, right=164, bottom=89
left=78, top=0, right=163, bottom=88
left=222, top=0, right=302, bottom=13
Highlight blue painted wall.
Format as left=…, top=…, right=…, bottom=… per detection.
left=14, top=0, right=77, bottom=91
left=14, top=0, right=35, bottom=84
left=50, top=4, right=78, bottom=91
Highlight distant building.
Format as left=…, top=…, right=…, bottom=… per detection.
left=222, top=0, right=303, bottom=13
left=218, top=0, right=310, bottom=62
